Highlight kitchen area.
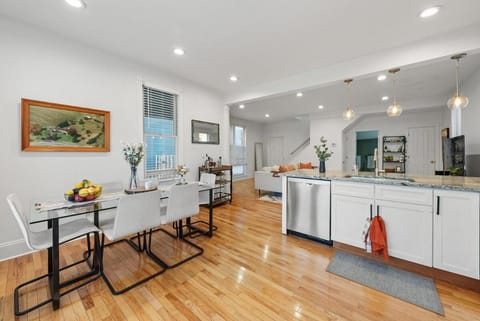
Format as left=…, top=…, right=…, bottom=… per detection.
left=281, top=170, right=480, bottom=290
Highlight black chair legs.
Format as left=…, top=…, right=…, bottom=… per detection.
left=99, top=233, right=166, bottom=295
left=14, top=232, right=102, bottom=316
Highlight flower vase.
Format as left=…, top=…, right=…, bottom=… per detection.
left=319, top=160, right=326, bottom=173
left=179, top=174, right=186, bottom=185
left=129, top=166, right=138, bottom=189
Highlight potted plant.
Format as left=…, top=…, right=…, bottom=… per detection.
left=314, top=136, right=333, bottom=173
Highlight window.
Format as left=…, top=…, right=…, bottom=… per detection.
left=230, top=125, right=246, bottom=176
left=143, top=85, right=177, bottom=180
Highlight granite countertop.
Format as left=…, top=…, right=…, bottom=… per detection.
left=284, top=169, right=480, bottom=193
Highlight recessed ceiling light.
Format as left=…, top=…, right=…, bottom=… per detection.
left=296, top=92, right=303, bottom=97
left=382, top=96, right=389, bottom=101
left=318, top=105, right=324, bottom=110
left=265, top=114, right=270, bottom=118
left=239, top=104, right=245, bottom=109
left=230, top=75, right=238, bottom=82
left=377, top=74, right=387, bottom=81
left=173, top=48, right=185, bottom=56
left=419, top=6, right=441, bottom=18
left=65, top=0, right=87, bottom=8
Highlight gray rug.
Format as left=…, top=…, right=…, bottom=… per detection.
left=326, top=251, right=444, bottom=315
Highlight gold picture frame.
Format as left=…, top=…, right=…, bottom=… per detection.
left=21, top=98, right=110, bottom=152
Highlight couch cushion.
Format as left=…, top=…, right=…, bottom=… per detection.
left=299, top=162, right=313, bottom=169
left=279, top=165, right=289, bottom=172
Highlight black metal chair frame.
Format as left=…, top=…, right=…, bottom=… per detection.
left=14, top=232, right=101, bottom=316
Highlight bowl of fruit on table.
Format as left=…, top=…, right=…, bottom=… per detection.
left=65, top=179, right=103, bottom=202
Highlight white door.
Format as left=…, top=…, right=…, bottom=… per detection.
left=433, top=190, right=480, bottom=279
left=407, top=126, right=436, bottom=176
left=376, top=200, right=433, bottom=266
left=268, top=136, right=284, bottom=165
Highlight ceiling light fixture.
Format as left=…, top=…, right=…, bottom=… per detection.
left=65, top=0, right=87, bottom=8
left=265, top=114, right=270, bottom=118
left=419, top=6, right=441, bottom=18
left=447, top=53, right=469, bottom=110
left=386, top=68, right=403, bottom=117
left=229, top=75, right=238, bottom=82
left=382, top=96, right=389, bottom=101
left=342, top=79, right=355, bottom=121
left=318, top=105, right=324, bottom=110
left=239, top=104, right=245, bottom=109
left=296, top=92, right=303, bottom=97
left=173, top=48, right=185, bottom=56
left=377, top=74, right=387, bottom=81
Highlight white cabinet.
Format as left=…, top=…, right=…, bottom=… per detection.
left=375, top=185, right=433, bottom=266
left=332, top=194, right=373, bottom=248
left=376, top=200, right=433, bottom=266
left=331, top=182, right=374, bottom=248
left=433, top=190, right=480, bottom=279
left=332, top=182, right=434, bottom=267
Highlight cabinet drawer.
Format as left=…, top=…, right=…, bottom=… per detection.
left=332, top=181, right=374, bottom=198
left=375, top=185, right=432, bottom=206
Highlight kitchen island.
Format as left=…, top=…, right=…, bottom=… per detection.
left=282, top=170, right=480, bottom=290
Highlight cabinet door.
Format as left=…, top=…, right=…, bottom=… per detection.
left=331, top=194, right=373, bottom=248
left=433, top=190, right=480, bottom=279
left=376, top=200, right=433, bottom=266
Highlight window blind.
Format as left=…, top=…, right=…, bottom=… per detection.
left=143, top=85, right=178, bottom=180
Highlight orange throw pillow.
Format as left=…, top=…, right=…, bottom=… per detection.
left=278, top=165, right=289, bottom=173
left=287, top=164, right=296, bottom=171
left=299, top=162, right=313, bottom=169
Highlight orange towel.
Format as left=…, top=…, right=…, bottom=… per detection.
left=369, top=216, right=389, bottom=261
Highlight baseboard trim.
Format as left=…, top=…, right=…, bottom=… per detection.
left=0, top=239, right=32, bottom=262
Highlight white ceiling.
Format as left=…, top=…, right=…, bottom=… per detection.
left=1, top=0, right=480, bottom=121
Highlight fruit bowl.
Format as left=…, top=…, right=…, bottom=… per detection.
left=64, top=179, right=102, bottom=202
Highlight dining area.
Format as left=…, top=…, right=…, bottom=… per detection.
left=5, top=175, right=219, bottom=316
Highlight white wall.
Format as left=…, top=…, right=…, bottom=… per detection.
left=230, top=117, right=263, bottom=178
left=462, top=66, right=480, bottom=154
left=0, top=17, right=226, bottom=260
left=342, top=108, right=448, bottom=173
left=262, top=119, right=310, bottom=165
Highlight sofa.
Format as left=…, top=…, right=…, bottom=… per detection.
left=254, top=163, right=315, bottom=195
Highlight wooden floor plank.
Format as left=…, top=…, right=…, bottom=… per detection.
left=1, top=178, right=480, bottom=320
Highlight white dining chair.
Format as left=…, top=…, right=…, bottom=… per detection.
left=7, top=193, right=101, bottom=316
left=147, top=183, right=204, bottom=269
left=193, top=173, right=218, bottom=236
left=99, top=189, right=166, bottom=294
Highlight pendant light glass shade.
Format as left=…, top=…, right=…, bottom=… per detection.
left=343, top=79, right=355, bottom=120
left=447, top=53, right=469, bottom=110
left=386, top=68, right=402, bottom=117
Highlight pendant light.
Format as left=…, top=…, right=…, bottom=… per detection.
left=386, top=68, right=402, bottom=117
left=447, top=53, right=469, bottom=110
left=342, top=79, right=355, bottom=120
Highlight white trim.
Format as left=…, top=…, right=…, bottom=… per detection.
left=0, top=238, right=33, bottom=262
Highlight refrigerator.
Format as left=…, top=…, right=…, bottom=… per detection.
left=442, top=135, right=465, bottom=176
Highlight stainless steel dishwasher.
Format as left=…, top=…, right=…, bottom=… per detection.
left=287, top=177, right=331, bottom=243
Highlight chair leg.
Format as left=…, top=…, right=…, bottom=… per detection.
left=145, top=225, right=204, bottom=270
left=14, top=232, right=101, bottom=316
left=99, top=233, right=166, bottom=295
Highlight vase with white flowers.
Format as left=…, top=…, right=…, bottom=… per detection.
left=314, top=136, right=333, bottom=173
left=122, top=142, right=144, bottom=189
left=176, top=165, right=189, bottom=185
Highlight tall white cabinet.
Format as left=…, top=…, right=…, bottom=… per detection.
left=433, top=189, right=480, bottom=279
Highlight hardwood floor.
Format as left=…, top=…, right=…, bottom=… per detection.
left=1, top=178, right=480, bottom=320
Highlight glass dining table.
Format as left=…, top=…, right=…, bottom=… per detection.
left=29, top=181, right=217, bottom=311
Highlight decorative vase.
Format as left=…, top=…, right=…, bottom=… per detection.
left=319, top=160, right=326, bottom=173
left=129, top=166, right=138, bottom=189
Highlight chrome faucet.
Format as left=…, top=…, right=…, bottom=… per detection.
left=373, top=148, right=385, bottom=177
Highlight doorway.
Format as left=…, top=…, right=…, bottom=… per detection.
left=356, top=130, right=378, bottom=172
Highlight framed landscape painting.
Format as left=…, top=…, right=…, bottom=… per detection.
left=21, top=98, right=110, bottom=152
